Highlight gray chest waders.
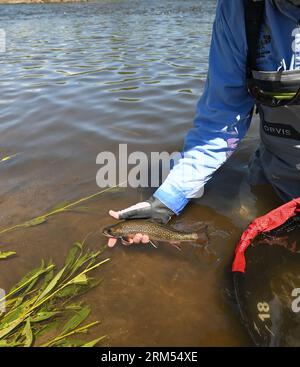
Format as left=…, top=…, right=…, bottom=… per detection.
left=245, top=0, right=300, bottom=201
left=248, top=70, right=300, bottom=201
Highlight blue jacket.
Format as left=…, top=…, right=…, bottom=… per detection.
left=154, top=0, right=300, bottom=215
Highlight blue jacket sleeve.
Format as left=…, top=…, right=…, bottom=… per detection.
left=154, top=0, right=255, bottom=215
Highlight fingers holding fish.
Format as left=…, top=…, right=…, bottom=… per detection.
left=132, top=233, right=142, bottom=243
left=123, top=233, right=151, bottom=245
left=107, top=233, right=151, bottom=248
left=141, top=234, right=150, bottom=244
left=107, top=237, right=118, bottom=248
left=119, top=234, right=149, bottom=246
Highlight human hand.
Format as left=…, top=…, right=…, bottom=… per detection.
left=107, top=196, right=174, bottom=247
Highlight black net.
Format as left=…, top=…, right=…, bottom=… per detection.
left=253, top=214, right=300, bottom=253
left=234, top=215, right=300, bottom=347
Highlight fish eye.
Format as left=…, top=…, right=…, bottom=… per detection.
left=107, top=228, right=112, bottom=234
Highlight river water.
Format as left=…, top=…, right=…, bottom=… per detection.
left=0, top=0, right=282, bottom=346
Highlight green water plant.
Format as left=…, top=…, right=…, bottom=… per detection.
left=0, top=241, right=109, bottom=347
left=0, top=185, right=123, bottom=237
left=0, top=251, right=16, bottom=260
left=0, top=153, right=19, bottom=164
left=0, top=184, right=125, bottom=259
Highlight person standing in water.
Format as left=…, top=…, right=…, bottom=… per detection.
left=108, top=0, right=300, bottom=247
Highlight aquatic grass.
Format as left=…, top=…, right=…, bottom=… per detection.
left=0, top=153, right=19, bottom=164
left=0, top=251, right=16, bottom=259
left=0, top=184, right=125, bottom=237
left=0, top=242, right=109, bottom=347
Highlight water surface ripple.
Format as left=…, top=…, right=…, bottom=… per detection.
left=0, top=0, right=280, bottom=346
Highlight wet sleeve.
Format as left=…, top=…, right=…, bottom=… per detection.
left=153, top=0, right=255, bottom=215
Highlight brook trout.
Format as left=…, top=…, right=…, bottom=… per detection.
left=102, top=219, right=208, bottom=247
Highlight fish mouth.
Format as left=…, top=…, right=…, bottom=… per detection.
left=103, top=233, right=114, bottom=238
left=102, top=228, right=115, bottom=238
left=102, top=228, right=122, bottom=239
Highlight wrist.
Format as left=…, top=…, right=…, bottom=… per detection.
left=153, top=185, right=189, bottom=215
left=146, top=196, right=174, bottom=224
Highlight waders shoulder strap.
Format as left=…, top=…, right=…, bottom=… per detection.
left=245, top=0, right=266, bottom=76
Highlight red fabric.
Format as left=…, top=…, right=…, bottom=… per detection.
left=232, top=198, right=300, bottom=273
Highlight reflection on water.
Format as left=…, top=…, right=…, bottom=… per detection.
left=0, top=0, right=281, bottom=346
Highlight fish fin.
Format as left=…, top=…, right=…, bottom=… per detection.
left=289, top=241, right=297, bottom=252
left=170, top=241, right=182, bottom=251
left=149, top=240, right=158, bottom=249
left=197, top=228, right=209, bottom=245
left=170, top=240, right=180, bottom=246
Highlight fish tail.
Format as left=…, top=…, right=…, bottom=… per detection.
left=197, top=227, right=209, bottom=245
